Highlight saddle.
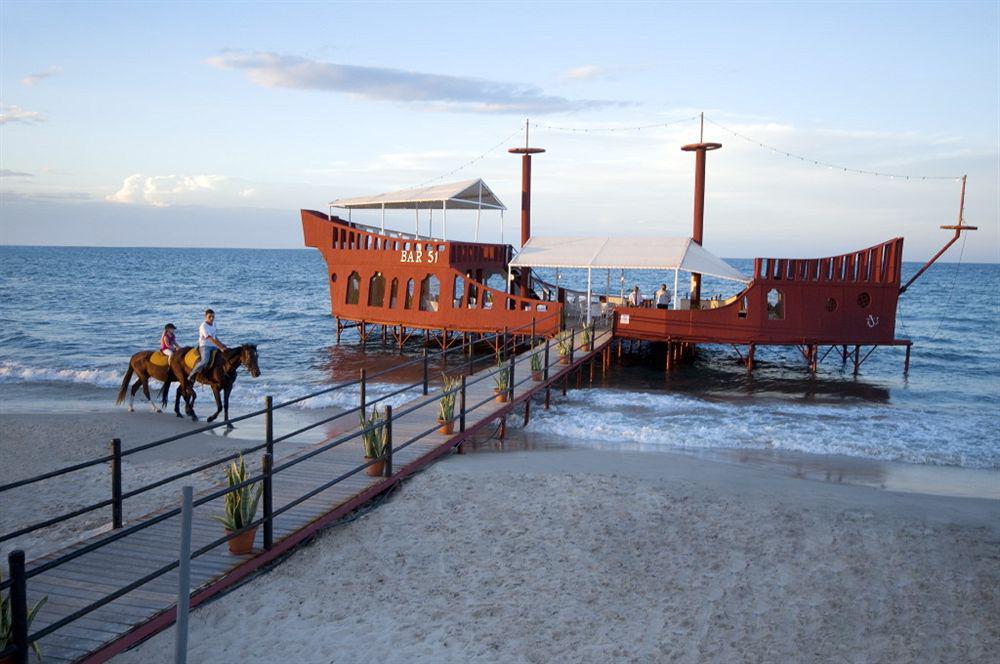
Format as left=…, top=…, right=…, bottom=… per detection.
left=150, top=351, right=170, bottom=367
left=184, top=348, right=214, bottom=371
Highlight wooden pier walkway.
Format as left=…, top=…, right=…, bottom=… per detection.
left=21, top=329, right=613, bottom=663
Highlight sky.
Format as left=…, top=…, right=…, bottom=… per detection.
left=1, top=1, right=997, bottom=263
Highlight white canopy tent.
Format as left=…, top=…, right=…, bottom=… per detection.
left=509, top=236, right=748, bottom=324
left=329, top=179, right=506, bottom=241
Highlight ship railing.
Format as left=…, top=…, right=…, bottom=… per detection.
left=0, top=309, right=607, bottom=661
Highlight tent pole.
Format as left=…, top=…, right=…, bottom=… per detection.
left=500, top=209, right=504, bottom=244
left=429, top=208, right=433, bottom=238
left=443, top=201, right=447, bottom=240
left=476, top=182, right=482, bottom=242
left=586, top=268, right=592, bottom=326
left=415, top=208, right=419, bottom=238
left=620, top=269, right=624, bottom=303
left=673, top=268, right=679, bottom=309
left=381, top=203, right=385, bottom=233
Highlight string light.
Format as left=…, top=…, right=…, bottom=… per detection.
left=704, top=118, right=963, bottom=181
left=415, top=127, right=524, bottom=187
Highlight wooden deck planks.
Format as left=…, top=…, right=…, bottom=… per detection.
left=16, top=330, right=612, bottom=663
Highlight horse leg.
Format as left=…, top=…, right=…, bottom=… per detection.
left=129, top=380, right=143, bottom=412
left=206, top=385, right=223, bottom=423
left=159, top=376, right=171, bottom=408
left=141, top=377, right=160, bottom=413
left=174, top=385, right=184, bottom=418
left=223, top=385, right=233, bottom=429
left=187, top=386, right=199, bottom=421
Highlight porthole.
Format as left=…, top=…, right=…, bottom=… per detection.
left=331, top=273, right=337, bottom=282
left=857, top=292, right=871, bottom=308
left=825, top=298, right=837, bottom=312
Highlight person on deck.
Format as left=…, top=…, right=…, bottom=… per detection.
left=189, top=309, right=227, bottom=380
left=160, top=323, right=180, bottom=357
left=628, top=285, right=642, bottom=307
left=655, top=284, right=671, bottom=310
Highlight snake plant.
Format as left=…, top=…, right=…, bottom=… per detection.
left=493, top=360, right=511, bottom=392
left=557, top=331, right=572, bottom=357
left=438, top=374, right=460, bottom=422
left=359, top=407, right=389, bottom=458
left=530, top=348, right=543, bottom=372
left=1, top=568, right=48, bottom=662
left=213, top=456, right=262, bottom=532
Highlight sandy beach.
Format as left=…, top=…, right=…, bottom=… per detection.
left=105, top=433, right=999, bottom=664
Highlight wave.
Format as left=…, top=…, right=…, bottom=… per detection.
left=525, top=388, right=998, bottom=470
left=0, top=361, right=122, bottom=388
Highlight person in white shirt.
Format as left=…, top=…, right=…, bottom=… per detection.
left=189, top=309, right=227, bottom=380
left=627, top=285, right=642, bottom=307
left=655, top=284, right=671, bottom=309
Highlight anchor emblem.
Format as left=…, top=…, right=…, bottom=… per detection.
left=866, top=314, right=879, bottom=328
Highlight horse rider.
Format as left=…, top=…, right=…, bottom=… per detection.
left=189, top=309, right=227, bottom=380
left=160, top=323, right=180, bottom=357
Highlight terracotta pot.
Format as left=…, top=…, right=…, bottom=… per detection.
left=559, top=355, right=570, bottom=365
left=365, top=457, right=386, bottom=477
left=437, top=419, right=454, bottom=435
left=226, top=526, right=258, bottom=555
left=494, top=389, right=508, bottom=403
left=531, top=370, right=543, bottom=382
left=582, top=343, right=591, bottom=352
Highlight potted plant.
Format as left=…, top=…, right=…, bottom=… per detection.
left=557, top=332, right=572, bottom=365
left=493, top=360, right=510, bottom=402
left=437, top=374, right=460, bottom=434
left=214, top=455, right=262, bottom=555
left=582, top=326, right=592, bottom=352
left=360, top=406, right=389, bottom=476
left=530, top=347, right=544, bottom=381
left=1, top=570, right=47, bottom=663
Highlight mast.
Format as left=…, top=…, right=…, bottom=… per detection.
left=681, top=112, right=722, bottom=308
left=509, top=119, right=545, bottom=296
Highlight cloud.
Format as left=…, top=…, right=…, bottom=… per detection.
left=206, top=51, right=620, bottom=114
left=239, top=187, right=256, bottom=198
left=21, top=66, right=62, bottom=87
left=562, top=65, right=615, bottom=81
left=0, top=169, right=33, bottom=178
left=0, top=104, right=46, bottom=125
left=106, top=174, right=230, bottom=207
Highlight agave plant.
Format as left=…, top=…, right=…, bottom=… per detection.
left=213, top=456, right=262, bottom=533
left=530, top=348, right=543, bottom=372
left=1, top=568, right=48, bottom=662
left=438, top=374, right=460, bottom=422
left=359, top=407, right=389, bottom=458
left=582, top=326, right=592, bottom=347
left=493, top=360, right=511, bottom=392
left=557, top=331, right=572, bottom=357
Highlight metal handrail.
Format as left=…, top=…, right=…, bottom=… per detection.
left=7, top=318, right=599, bottom=658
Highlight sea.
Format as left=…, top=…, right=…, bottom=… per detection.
left=1, top=246, right=998, bottom=476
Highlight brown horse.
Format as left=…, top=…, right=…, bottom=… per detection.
left=171, top=344, right=261, bottom=426
left=115, top=350, right=188, bottom=415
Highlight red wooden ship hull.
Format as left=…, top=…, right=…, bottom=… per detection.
left=302, top=210, right=561, bottom=343
left=614, top=237, right=907, bottom=347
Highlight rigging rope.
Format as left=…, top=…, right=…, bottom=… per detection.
left=532, top=115, right=699, bottom=133
left=704, top=118, right=964, bottom=181
left=415, top=127, right=523, bottom=188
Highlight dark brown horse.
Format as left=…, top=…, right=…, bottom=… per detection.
left=171, top=344, right=261, bottom=426
left=115, top=351, right=188, bottom=415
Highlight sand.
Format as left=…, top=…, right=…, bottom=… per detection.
left=110, top=441, right=999, bottom=664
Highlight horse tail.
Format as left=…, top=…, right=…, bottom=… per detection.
left=116, top=363, right=135, bottom=405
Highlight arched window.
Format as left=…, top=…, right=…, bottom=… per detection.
left=738, top=296, right=748, bottom=319
left=419, top=274, right=440, bottom=312
left=404, top=279, right=415, bottom=309
left=368, top=272, right=385, bottom=307
left=766, top=289, right=784, bottom=320
left=389, top=278, right=399, bottom=309
left=453, top=275, right=465, bottom=309
left=346, top=271, right=361, bottom=305
left=467, top=282, right=479, bottom=308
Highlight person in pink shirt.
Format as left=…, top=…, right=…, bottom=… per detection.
left=160, top=323, right=180, bottom=357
